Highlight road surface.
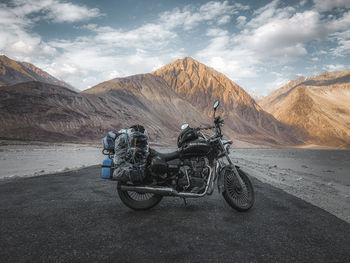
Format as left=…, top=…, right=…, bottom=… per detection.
left=1, top=166, right=350, bottom=262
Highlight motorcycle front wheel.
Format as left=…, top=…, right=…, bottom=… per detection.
left=222, top=167, right=255, bottom=211
left=117, top=182, right=163, bottom=211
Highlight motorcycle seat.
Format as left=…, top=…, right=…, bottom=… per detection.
left=152, top=149, right=180, bottom=161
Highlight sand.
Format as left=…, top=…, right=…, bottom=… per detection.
left=231, top=149, right=350, bottom=223
left=0, top=142, right=102, bottom=179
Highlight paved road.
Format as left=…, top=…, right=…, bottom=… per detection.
left=1, top=166, right=350, bottom=262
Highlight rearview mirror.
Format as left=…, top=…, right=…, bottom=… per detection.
left=213, top=99, right=220, bottom=110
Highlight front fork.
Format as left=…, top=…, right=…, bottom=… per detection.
left=216, top=140, right=240, bottom=193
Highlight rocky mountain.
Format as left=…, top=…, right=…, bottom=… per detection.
left=153, top=57, right=302, bottom=145
left=0, top=55, right=76, bottom=91
left=259, top=71, right=350, bottom=147
left=0, top=57, right=307, bottom=146
left=0, top=76, right=209, bottom=143
left=249, top=92, right=264, bottom=103
left=83, top=73, right=210, bottom=142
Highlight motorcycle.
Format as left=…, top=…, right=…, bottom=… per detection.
left=113, top=99, right=255, bottom=211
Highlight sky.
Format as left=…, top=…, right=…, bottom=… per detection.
left=1, top=0, right=350, bottom=94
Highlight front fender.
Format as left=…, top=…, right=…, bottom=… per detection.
left=217, top=165, right=240, bottom=193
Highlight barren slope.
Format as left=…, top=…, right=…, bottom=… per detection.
left=153, top=57, right=302, bottom=145
left=83, top=73, right=210, bottom=142
left=0, top=75, right=210, bottom=143
left=260, top=71, right=350, bottom=147
left=0, top=55, right=75, bottom=91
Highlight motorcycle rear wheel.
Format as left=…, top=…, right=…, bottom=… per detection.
left=117, top=182, right=163, bottom=211
left=222, top=167, right=255, bottom=211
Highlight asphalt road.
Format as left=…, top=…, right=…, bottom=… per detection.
left=1, top=166, right=350, bottom=263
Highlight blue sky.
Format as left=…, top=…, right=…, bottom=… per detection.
left=1, top=0, right=350, bottom=94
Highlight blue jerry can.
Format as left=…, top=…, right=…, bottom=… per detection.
left=101, top=157, right=113, bottom=179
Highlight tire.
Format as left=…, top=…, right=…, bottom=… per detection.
left=117, top=182, right=163, bottom=211
left=222, top=167, right=255, bottom=212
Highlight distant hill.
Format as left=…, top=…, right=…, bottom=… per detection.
left=0, top=55, right=76, bottom=91
left=259, top=71, right=350, bottom=147
left=0, top=57, right=307, bottom=146
left=152, top=57, right=302, bottom=145
left=249, top=92, right=264, bottom=103
left=83, top=73, right=210, bottom=142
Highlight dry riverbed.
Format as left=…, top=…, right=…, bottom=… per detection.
left=0, top=141, right=349, bottom=223
left=231, top=149, right=350, bottom=223
left=0, top=141, right=101, bottom=179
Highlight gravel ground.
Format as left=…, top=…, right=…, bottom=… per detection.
left=230, top=149, right=350, bottom=223
left=0, top=143, right=101, bottom=179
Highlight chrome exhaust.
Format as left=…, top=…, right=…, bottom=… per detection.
left=119, top=166, right=214, bottom=198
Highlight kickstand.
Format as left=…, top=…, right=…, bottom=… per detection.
left=182, top=197, right=187, bottom=207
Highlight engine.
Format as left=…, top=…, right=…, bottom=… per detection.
left=178, top=157, right=209, bottom=193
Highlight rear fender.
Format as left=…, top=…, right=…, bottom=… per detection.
left=217, top=165, right=240, bottom=193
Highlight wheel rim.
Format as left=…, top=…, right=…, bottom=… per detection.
left=225, top=170, right=251, bottom=208
left=126, top=191, right=155, bottom=201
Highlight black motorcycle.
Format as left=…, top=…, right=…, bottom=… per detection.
left=115, top=100, right=255, bottom=211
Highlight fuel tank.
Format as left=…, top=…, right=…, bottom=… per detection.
left=180, top=138, right=211, bottom=157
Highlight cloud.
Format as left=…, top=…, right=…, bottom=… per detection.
left=92, top=24, right=176, bottom=49
left=196, top=0, right=350, bottom=92
left=159, top=1, right=248, bottom=30
left=31, top=1, right=250, bottom=89
left=323, top=64, right=347, bottom=71
left=0, top=0, right=102, bottom=59
left=9, top=0, right=103, bottom=23
left=236, top=16, right=247, bottom=27
left=217, top=15, right=231, bottom=25
left=313, top=0, right=350, bottom=12
left=1, top=0, right=350, bottom=93
left=46, top=1, right=102, bottom=23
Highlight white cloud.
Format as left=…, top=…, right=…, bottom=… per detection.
left=1, top=0, right=350, bottom=93
left=217, top=15, right=231, bottom=25
left=263, top=77, right=290, bottom=94
left=299, top=0, right=308, bottom=7
left=236, top=16, right=247, bottom=27
left=0, top=0, right=102, bottom=60
left=196, top=0, right=350, bottom=94
left=10, top=0, right=103, bottom=23
left=159, top=1, right=248, bottom=30
left=330, top=28, right=350, bottom=56
left=92, top=24, right=176, bottom=49
left=46, top=2, right=102, bottom=22
left=323, top=64, right=347, bottom=71
left=313, top=0, right=350, bottom=12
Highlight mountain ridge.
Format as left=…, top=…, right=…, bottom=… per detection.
left=152, top=57, right=303, bottom=145
left=259, top=70, right=350, bottom=147
left=4, top=56, right=348, bottom=147
left=0, top=55, right=76, bottom=91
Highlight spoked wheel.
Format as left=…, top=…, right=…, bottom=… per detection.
left=222, top=167, right=255, bottom=211
left=117, top=182, right=163, bottom=211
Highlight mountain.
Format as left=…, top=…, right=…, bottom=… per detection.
left=0, top=81, right=102, bottom=141
left=83, top=73, right=211, bottom=142
left=152, top=57, right=302, bottom=145
left=0, top=57, right=305, bottom=146
left=0, top=76, right=209, bottom=143
left=259, top=71, right=350, bottom=147
left=249, top=92, right=264, bottom=103
left=0, top=55, right=76, bottom=91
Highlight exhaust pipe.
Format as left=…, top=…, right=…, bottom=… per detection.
left=119, top=166, right=213, bottom=198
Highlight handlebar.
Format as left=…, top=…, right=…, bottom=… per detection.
left=193, top=114, right=225, bottom=139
